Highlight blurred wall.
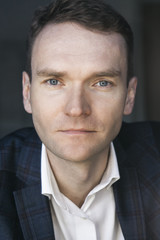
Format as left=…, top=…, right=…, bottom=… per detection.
left=0, top=0, right=160, bottom=138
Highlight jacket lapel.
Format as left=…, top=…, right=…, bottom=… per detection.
left=113, top=122, right=160, bottom=239
left=113, top=167, right=146, bottom=239
left=14, top=184, right=55, bottom=240
left=113, top=137, right=147, bottom=240
left=13, top=129, right=55, bottom=239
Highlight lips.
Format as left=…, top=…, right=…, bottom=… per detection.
left=58, top=129, right=96, bottom=135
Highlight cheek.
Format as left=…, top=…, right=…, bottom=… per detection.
left=93, top=92, right=126, bottom=119
left=92, top=92, right=126, bottom=138
left=30, top=91, right=66, bottom=133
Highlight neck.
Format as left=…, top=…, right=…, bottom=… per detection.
left=47, top=148, right=109, bottom=207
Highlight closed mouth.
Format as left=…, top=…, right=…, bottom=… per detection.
left=58, top=129, right=96, bottom=134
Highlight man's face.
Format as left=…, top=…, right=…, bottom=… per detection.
left=23, top=23, right=137, bottom=163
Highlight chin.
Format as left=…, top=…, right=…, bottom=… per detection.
left=58, top=149, right=92, bottom=163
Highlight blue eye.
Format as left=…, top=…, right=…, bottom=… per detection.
left=48, top=79, right=59, bottom=85
left=99, top=81, right=107, bottom=86
left=97, top=80, right=111, bottom=87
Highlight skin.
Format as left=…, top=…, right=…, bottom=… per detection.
left=23, top=22, right=137, bottom=207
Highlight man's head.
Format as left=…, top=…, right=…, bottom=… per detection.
left=26, top=0, right=134, bottom=82
left=23, top=0, right=137, bottom=163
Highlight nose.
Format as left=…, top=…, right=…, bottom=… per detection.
left=64, top=86, right=91, bottom=117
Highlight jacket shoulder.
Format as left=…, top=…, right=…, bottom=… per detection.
left=118, top=121, right=160, bottom=147
left=0, top=128, right=36, bottom=239
left=114, top=122, right=160, bottom=238
left=0, top=127, right=35, bottom=144
left=0, top=128, right=40, bottom=172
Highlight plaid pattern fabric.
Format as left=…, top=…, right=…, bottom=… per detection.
left=113, top=122, right=160, bottom=239
left=0, top=122, right=160, bottom=239
left=0, top=128, right=55, bottom=240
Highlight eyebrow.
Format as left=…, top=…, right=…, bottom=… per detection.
left=91, top=69, right=121, bottom=78
left=36, top=68, right=121, bottom=79
left=36, top=69, right=67, bottom=78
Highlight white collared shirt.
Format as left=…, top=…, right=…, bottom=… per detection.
left=41, top=143, right=124, bottom=240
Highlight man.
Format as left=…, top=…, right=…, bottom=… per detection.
left=0, top=0, right=160, bottom=239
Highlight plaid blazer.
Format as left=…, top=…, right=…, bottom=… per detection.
left=0, top=122, right=160, bottom=240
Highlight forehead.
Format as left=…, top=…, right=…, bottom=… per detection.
left=31, top=22, right=127, bottom=74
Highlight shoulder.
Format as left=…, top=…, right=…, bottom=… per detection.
left=0, top=127, right=39, bottom=154
left=122, top=120, right=160, bottom=132
left=115, top=122, right=160, bottom=235
left=0, top=128, right=40, bottom=237
left=0, top=127, right=36, bottom=145
left=117, top=121, right=160, bottom=148
left=0, top=128, right=41, bottom=172
left=120, top=121, right=155, bottom=137
left=115, top=121, right=160, bottom=169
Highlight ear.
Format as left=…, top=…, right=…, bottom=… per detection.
left=22, top=71, right=32, bottom=114
left=123, top=77, right=137, bottom=115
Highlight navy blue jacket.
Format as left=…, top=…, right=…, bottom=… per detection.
left=0, top=122, right=160, bottom=239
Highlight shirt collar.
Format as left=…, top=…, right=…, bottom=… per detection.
left=41, top=144, right=68, bottom=209
left=41, top=142, right=120, bottom=208
left=87, top=142, right=120, bottom=197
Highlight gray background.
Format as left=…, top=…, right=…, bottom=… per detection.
left=0, top=0, right=160, bottom=138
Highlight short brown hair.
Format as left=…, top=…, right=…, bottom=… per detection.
left=26, top=0, right=134, bottom=82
